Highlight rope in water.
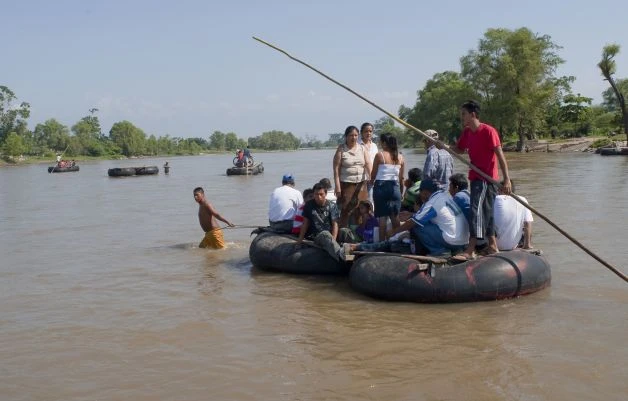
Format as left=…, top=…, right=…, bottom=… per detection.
left=252, top=36, right=628, bottom=283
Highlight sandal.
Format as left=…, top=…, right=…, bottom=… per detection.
left=451, top=253, right=475, bottom=262
left=478, top=247, right=498, bottom=256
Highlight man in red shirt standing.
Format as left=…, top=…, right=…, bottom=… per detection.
left=453, top=100, right=511, bottom=259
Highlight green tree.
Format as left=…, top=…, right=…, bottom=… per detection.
left=301, top=134, right=323, bottom=149
left=109, top=120, right=146, bottom=156
left=461, top=27, right=565, bottom=150
left=249, top=130, right=300, bottom=150
left=224, top=132, right=239, bottom=150
left=236, top=138, right=248, bottom=150
left=589, top=105, right=619, bottom=136
left=558, top=93, right=593, bottom=137
left=401, top=71, right=478, bottom=146
left=158, top=135, right=175, bottom=154
left=209, top=130, right=226, bottom=150
left=2, top=132, right=26, bottom=156
left=373, top=116, right=407, bottom=145
left=601, top=78, right=628, bottom=112
left=145, top=134, right=159, bottom=155
left=598, top=44, right=628, bottom=140
left=0, top=86, right=30, bottom=143
left=33, top=119, right=71, bottom=152
left=324, top=133, right=344, bottom=147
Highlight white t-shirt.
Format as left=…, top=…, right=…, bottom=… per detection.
left=493, top=195, right=533, bottom=251
left=360, top=141, right=378, bottom=174
left=268, top=185, right=304, bottom=222
left=411, top=190, right=469, bottom=246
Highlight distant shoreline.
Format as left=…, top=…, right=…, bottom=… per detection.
left=0, top=137, right=620, bottom=167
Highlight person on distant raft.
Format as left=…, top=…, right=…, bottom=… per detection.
left=193, top=187, right=234, bottom=249
left=243, top=147, right=252, bottom=166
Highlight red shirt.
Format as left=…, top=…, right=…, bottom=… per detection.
left=456, top=123, right=501, bottom=181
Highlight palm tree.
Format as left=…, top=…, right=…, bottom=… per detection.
left=598, top=44, right=628, bottom=142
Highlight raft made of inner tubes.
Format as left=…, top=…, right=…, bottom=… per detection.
left=349, top=250, right=551, bottom=303
left=249, top=230, right=348, bottom=275
left=108, top=167, right=137, bottom=177
left=599, top=147, right=628, bottom=156
left=134, top=166, right=159, bottom=175
left=227, top=162, right=264, bottom=176
left=48, top=165, right=79, bottom=173
left=108, top=166, right=159, bottom=177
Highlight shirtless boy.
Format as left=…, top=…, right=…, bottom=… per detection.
left=193, top=187, right=234, bottom=249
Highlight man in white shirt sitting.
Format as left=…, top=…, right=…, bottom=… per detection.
left=387, top=179, right=469, bottom=257
left=268, top=174, right=304, bottom=233
left=493, top=180, right=533, bottom=251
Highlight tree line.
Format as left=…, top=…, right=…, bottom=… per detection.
left=397, top=28, right=627, bottom=150
left=2, top=27, right=626, bottom=159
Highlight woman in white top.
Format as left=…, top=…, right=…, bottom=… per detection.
left=370, top=133, right=404, bottom=240
left=360, top=122, right=378, bottom=205
left=333, top=125, right=372, bottom=228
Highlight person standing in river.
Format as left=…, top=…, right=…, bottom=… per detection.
left=193, top=187, right=235, bottom=249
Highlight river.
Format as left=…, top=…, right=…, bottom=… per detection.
left=0, top=150, right=626, bottom=401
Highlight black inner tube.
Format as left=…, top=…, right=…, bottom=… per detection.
left=483, top=254, right=522, bottom=297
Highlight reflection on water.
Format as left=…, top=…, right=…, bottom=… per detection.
left=1, top=151, right=627, bottom=401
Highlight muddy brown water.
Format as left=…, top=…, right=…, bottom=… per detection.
left=1, top=151, right=627, bottom=401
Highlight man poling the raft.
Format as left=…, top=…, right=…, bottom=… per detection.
left=252, top=36, right=627, bottom=284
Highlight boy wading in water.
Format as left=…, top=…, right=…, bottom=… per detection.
left=193, top=187, right=234, bottom=249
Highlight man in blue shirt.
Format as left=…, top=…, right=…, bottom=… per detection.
left=387, top=179, right=468, bottom=257
left=448, top=173, right=471, bottom=225
left=423, top=129, right=454, bottom=190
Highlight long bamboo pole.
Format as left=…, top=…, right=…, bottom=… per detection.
left=252, top=36, right=628, bottom=283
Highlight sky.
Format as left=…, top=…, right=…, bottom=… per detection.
left=3, top=0, right=627, bottom=140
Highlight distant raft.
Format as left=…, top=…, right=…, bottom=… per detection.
left=249, top=229, right=348, bottom=275
left=108, top=166, right=159, bottom=177
left=599, top=147, right=628, bottom=156
left=48, top=165, right=79, bottom=173
left=349, top=250, right=551, bottom=303
left=227, top=162, right=264, bottom=176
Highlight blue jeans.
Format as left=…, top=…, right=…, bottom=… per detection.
left=413, top=222, right=464, bottom=256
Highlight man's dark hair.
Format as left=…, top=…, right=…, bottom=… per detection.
left=312, top=182, right=326, bottom=193
left=303, top=188, right=314, bottom=198
left=461, top=100, right=481, bottom=116
left=408, top=167, right=422, bottom=183
left=449, top=173, right=468, bottom=191
left=319, top=177, right=332, bottom=190
left=193, top=187, right=204, bottom=194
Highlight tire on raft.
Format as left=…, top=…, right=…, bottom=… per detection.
left=48, top=165, right=79, bottom=173
left=108, top=167, right=136, bottom=177
left=349, top=250, right=551, bottom=303
left=249, top=230, right=348, bottom=275
left=226, top=162, right=264, bottom=176
left=134, top=166, right=159, bottom=175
